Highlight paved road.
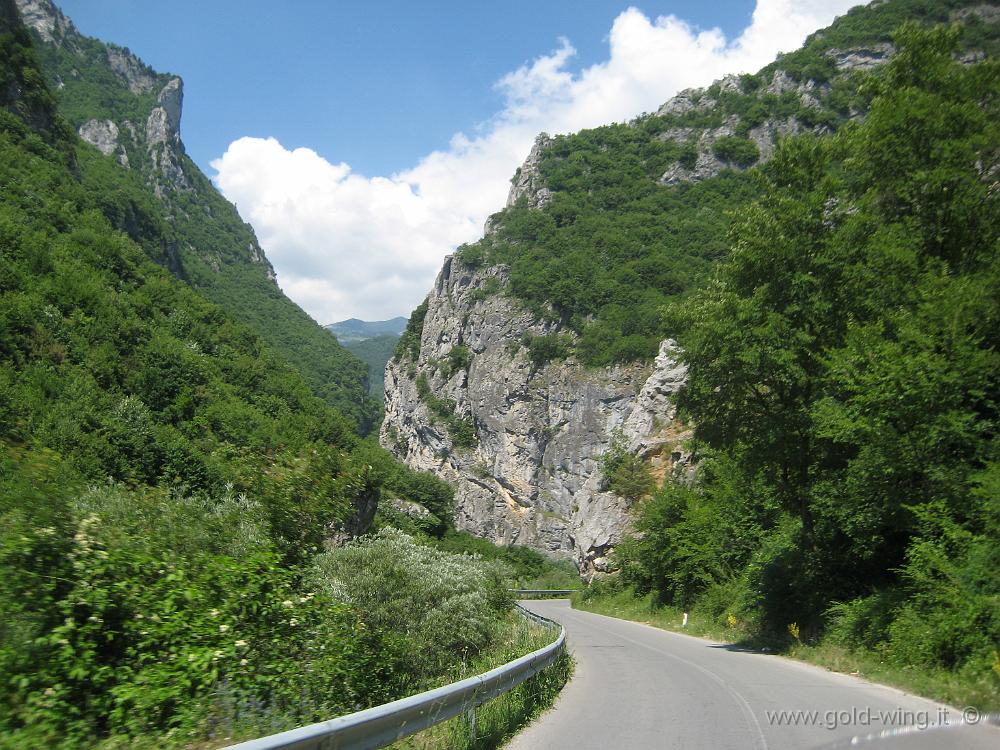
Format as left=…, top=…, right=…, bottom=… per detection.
left=508, top=600, right=998, bottom=750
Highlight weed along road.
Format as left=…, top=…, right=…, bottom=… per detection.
left=507, top=600, right=998, bottom=750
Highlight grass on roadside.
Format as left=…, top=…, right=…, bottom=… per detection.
left=389, top=610, right=572, bottom=750
left=572, top=588, right=999, bottom=713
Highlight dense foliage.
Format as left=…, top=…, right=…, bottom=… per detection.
left=394, top=296, right=429, bottom=362
left=0, top=110, right=375, bottom=544
left=0, top=470, right=399, bottom=747
left=759, top=0, right=1000, bottom=83
left=461, top=150, right=758, bottom=365
left=311, top=529, right=513, bottom=678
left=600, top=432, right=655, bottom=502
left=427, top=532, right=580, bottom=591
left=0, top=35, right=379, bottom=739
left=615, top=26, right=1000, bottom=691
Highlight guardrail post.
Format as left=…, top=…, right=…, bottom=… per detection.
left=467, top=705, right=477, bottom=741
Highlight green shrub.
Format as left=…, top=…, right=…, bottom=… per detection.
left=469, top=276, right=503, bottom=302
left=599, top=432, right=654, bottom=502
left=0, top=479, right=397, bottom=743
left=444, top=344, right=472, bottom=376
left=434, top=531, right=580, bottom=589
left=711, top=135, right=760, bottom=167
left=524, top=333, right=572, bottom=367
left=310, top=529, right=513, bottom=678
left=677, top=142, right=699, bottom=169
left=395, top=297, right=429, bottom=362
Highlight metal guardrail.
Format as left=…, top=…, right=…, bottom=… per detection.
left=509, top=589, right=578, bottom=596
left=222, top=604, right=565, bottom=750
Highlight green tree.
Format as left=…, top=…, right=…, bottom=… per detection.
left=600, top=432, right=655, bottom=502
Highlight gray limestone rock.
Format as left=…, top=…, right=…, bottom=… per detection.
left=78, top=118, right=119, bottom=156
left=507, top=133, right=554, bottom=210
left=157, top=77, right=183, bottom=135
left=656, top=68, right=832, bottom=185
left=826, top=42, right=895, bottom=72
left=952, top=4, right=1000, bottom=24
left=381, top=256, right=691, bottom=576
left=107, top=46, right=157, bottom=95
left=145, top=79, right=182, bottom=146
left=655, top=87, right=716, bottom=118
left=13, top=0, right=70, bottom=45
left=388, top=497, right=435, bottom=521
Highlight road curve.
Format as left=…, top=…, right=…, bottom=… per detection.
left=508, top=600, right=997, bottom=750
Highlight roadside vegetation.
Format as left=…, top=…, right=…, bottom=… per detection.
left=579, top=25, right=1000, bottom=713
left=388, top=612, right=571, bottom=750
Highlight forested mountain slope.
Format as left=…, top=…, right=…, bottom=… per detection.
left=13, top=0, right=376, bottom=428
left=469, top=0, right=1000, bottom=365
left=381, top=0, right=1000, bottom=576
left=346, top=334, right=404, bottom=397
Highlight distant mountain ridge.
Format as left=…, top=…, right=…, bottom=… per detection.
left=327, top=317, right=408, bottom=397
left=327, top=316, right=408, bottom=344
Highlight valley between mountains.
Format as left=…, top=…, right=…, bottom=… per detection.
left=1, top=1, right=998, bottom=749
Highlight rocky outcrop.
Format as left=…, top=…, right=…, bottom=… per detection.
left=77, top=119, right=119, bottom=156
left=13, top=0, right=69, bottom=45
left=381, top=256, right=691, bottom=576
left=78, top=118, right=131, bottom=167
left=143, top=77, right=189, bottom=197
left=106, top=46, right=158, bottom=95
left=953, top=4, right=1000, bottom=24
left=507, top=133, right=554, bottom=209
left=826, top=42, right=895, bottom=72
left=655, top=70, right=828, bottom=185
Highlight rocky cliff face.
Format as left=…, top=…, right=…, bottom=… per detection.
left=12, top=0, right=68, bottom=44
left=381, top=253, right=691, bottom=575
left=506, top=134, right=554, bottom=209
left=655, top=68, right=842, bottom=185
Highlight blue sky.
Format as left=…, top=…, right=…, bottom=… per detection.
left=58, top=0, right=756, bottom=176
left=56, top=0, right=857, bottom=323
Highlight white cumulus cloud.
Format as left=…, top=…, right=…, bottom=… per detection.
left=211, top=0, right=859, bottom=325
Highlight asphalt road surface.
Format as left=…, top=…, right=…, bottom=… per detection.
left=508, top=600, right=998, bottom=750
